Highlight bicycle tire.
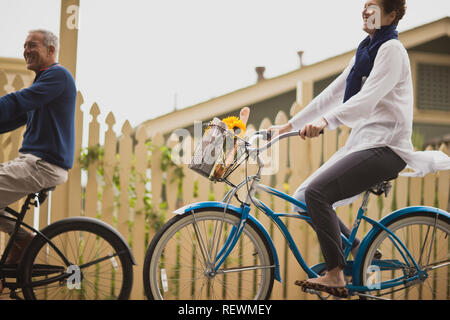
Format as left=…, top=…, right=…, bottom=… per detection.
left=20, top=218, right=133, bottom=300
left=359, top=212, right=450, bottom=300
left=143, top=208, right=275, bottom=300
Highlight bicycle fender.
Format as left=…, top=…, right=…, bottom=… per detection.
left=352, top=205, right=449, bottom=286
left=37, top=216, right=136, bottom=265
left=173, top=201, right=282, bottom=282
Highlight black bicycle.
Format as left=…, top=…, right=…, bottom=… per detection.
left=0, top=187, right=135, bottom=300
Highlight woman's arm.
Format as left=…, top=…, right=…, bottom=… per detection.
left=287, top=56, right=355, bottom=131
left=323, top=41, right=404, bottom=130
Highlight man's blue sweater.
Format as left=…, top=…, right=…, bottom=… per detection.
left=0, top=63, right=76, bottom=170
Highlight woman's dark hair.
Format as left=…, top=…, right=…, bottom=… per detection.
left=381, top=0, right=406, bottom=26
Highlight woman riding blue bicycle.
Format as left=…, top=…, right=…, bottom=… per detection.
left=143, top=0, right=450, bottom=300
left=267, top=0, right=450, bottom=296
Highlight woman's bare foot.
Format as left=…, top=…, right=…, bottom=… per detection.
left=307, top=266, right=346, bottom=287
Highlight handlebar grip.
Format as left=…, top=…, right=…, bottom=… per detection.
left=254, top=130, right=272, bottom=141
left=298, top=129, right=324, bottom=136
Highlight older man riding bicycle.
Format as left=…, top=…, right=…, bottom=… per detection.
left=0, top=29, right=76, bottom=281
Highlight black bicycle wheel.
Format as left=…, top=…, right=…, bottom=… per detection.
left=20, top=218, right=133, bottom=300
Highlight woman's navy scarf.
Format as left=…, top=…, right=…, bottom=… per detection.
left=343, top=24, right=398, bottom=102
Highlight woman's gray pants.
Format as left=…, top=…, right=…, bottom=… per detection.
left=294, top=146, right=406, bottom=271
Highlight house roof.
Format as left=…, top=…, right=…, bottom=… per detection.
left=137, top=16, right=450, bottom=139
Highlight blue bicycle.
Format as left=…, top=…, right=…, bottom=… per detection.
left=143, top=122, right=450, bottom=300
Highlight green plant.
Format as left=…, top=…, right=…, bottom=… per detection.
left=79, top=144, right=104, bottom=172
left=411, top=129, right=425, bottom=150
left=78, top=141, right=184, bottom=237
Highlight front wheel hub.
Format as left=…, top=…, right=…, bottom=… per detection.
left=204, top=269, right=216, bottom=278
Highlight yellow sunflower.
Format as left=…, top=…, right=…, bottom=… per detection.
left=204, top=116, right=247, bottom=137
left=222, top=116, right=246, bottom=137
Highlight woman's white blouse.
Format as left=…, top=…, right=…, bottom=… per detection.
left=288, top=39, right=450, bottom=209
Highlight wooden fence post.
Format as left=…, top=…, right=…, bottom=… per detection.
left=85, top=103, right=100, bottom=219
left=272, top=111, right=288, bottom=299
left=165, top=133, right=179, bottom=220
left=101, top=112, right=117, bottom=228
left=130, top=125, right=149, bottom=300
left=150, top=132, right=164, bottom=238
left=179, top=133, right=194, bottom=299
left=64, top=91, right=84, bottom=220
left=118, top=121, right=133, bottom=244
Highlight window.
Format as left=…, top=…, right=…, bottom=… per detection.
left=417, top=63, right=450, bottom=111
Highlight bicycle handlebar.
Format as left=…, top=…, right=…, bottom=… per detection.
left=248, top=129, right=324, bottom=154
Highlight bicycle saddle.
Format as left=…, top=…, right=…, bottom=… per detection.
left=369, top=174, right=397, bottom=197
left=36, top=186, right=56, bottom=206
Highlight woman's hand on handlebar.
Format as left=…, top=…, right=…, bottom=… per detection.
left=299, top=117, right=328, bottom=140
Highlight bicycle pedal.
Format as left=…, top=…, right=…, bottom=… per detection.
left=303, top=288, right=330, bottom=300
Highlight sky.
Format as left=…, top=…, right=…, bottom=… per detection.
left=0, top=0, right=449, bottom=142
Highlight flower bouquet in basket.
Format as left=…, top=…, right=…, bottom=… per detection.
left=189, top=107, right=250, bottom=181
left=211, top=107, right=250, bottom=180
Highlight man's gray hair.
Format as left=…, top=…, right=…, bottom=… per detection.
left=29, top=29, right=59, bottom=53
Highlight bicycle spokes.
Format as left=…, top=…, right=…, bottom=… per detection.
left=28, top=230, right=127, bottom=300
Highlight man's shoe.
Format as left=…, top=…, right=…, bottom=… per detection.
left=5, top=233, right=34, bottom=265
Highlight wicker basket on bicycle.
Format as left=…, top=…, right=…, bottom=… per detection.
left=189, top=117, right=248, bottom=182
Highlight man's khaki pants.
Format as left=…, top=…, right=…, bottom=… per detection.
left=0, top=153, right=68, bottom=240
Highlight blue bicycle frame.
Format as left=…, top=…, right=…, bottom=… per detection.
left=175, top=130, right=450, bottom=295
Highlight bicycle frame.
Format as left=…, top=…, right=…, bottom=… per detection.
left=0, top=194, right=71, bottom=269
left=0, top=195, right=74, bottom=291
